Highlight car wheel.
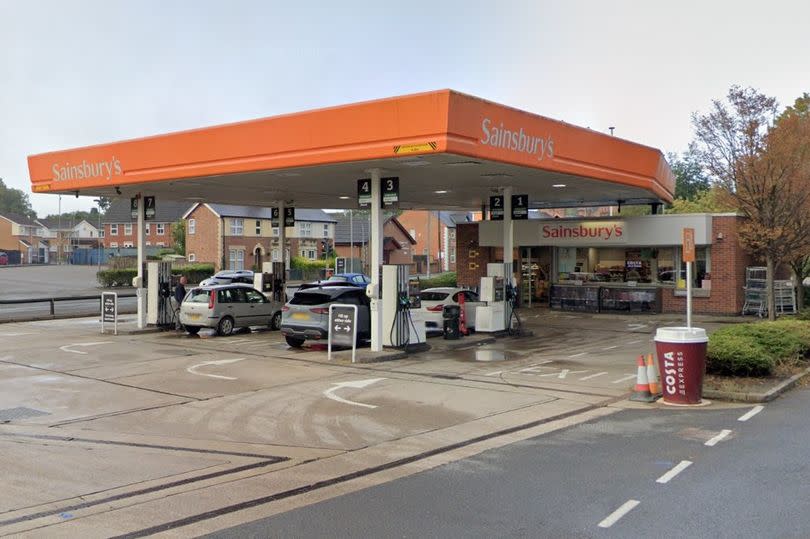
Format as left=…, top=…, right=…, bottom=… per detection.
left=270, top=311, right=282, bottom=330
left=184, top=325, right=200, bottom=335
left=285, top=336, right=305, bottom=348
left=217, top=316, right=235, bottom=336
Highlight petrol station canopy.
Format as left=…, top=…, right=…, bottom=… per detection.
left=28, top=90, right=674, bottom=210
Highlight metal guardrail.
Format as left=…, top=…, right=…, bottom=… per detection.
left=0, top=293, right=137, bottom=316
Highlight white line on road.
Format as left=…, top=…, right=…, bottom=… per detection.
left=627, top=339, right=642, bottom=345
left=323, top=378, right=385, bottom=409
left=485, top=370, right=504, bottom=377
left=59, top=342, right=113, bottom=355
left=656, top=460, right=692, bottom=484
left=604, top=345, right=618, bottom=350
left=612, top=374, right=637, bottom=384
left=738, top=405, right=764, bottom=422
left=579, top=371, right=608, bottom=381
left=705, top=429, right=733, bottom=447
left=518, top=361, right=553, bottom=373
left=567, top=352, right=587, bottom=358
left=598, top=500, right=640, bottom=528
left=187, top=358, right=246, bottom=380
left=0, top=332, right=35, bottom=337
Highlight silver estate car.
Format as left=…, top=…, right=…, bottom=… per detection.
left=280, top=286, right=370, bottom=348
left=180, top=284, right=284, bottom=336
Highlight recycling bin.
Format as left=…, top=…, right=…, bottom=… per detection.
left=654, top=327, right=708, bottom=405
left=442, top=305, right=461, bottom=340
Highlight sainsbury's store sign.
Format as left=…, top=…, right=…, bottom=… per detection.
left=541, top=222, right=626, bottom=244
left=52, top=157, right=122, bottom=182
left=480, top=118, right=554, bottom=161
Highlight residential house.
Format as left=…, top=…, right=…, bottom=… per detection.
left=398, top=210, right=473, bottom=274
left=36, top=218, right=101, bottom=263
left=333, top=213, right=416, bottom=273
left=0, top=212, right=49, bottom=264
left=101, top=199, right=189, bottom=250
left=183, top=204, right=336, bottom=271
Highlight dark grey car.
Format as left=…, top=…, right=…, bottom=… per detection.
left=280, top=286, right=370, bottom=348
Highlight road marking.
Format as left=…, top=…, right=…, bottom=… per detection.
left=738, top=405, right=764, bottom=422
left=59, top=342, right=113, bottom=355
left=567, top=352, right=587, bottom=358
left=187, top=358, right=246, bottom=380
left=579, top=371, right=608, bottom=381
left=611, top=374, right=637, bottom=384
left=705, top=429, right=732, bottom=446
left=537, top=369, right=589, bottom=378
left=323, top=378, right=385, bottom=409
left=627, top=339, right=642, bottom=345
left=0, top=332, right=35, bottom=337
left=518, top=361, right=553, bottom=373
left=598, top=499, right=640, bottom=528
left=484, top=370, right=504, bottom=377
left=628, top=323, right=648, bottom=331
left=604, top=345, right=618, bottom=350
left=656, top=460, right=692, bottom=484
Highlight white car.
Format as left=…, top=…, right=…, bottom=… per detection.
left=199, top=270, right=254, bottom=287
left=418, top=287, right=485, bottom=333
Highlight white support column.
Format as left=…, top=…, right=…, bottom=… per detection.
left=503, top=186, right=514, bottom=285
left=279, top=200, right=286, bottom=272
left=136, top=194, right=146, bottom=329
left=369, top=169, right=383, bottom=352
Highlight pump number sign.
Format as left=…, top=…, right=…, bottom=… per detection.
left=490, top=195, right=504, bottom=220
left=382, top=177, right=399, bottom=207
left=144, top=196, right=156, bottom=220
left=511, top=194, right=528, bottom=220
left=357, top=179, right=371, bottom=208
left=284, top=207, right=295, bottom=227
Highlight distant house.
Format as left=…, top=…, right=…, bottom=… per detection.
left=332, top=214, right=416, bottom=272
left=183, top=204, right=336, bottom=271
left=101, top=199, right=190, bottom=250
left=398, top=210, right=473, bottom=273
left=0, top=212, right=49, bottom=264
left=36, top=217, right=101, bottom=262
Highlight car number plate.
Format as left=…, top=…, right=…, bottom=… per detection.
left=188, top=313, right=201, bottom=320
left=291, top=313, right=310, bottom=320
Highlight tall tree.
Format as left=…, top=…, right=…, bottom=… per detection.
left=0, top=178, right=36, bottom=218
left=690, top=86, right=810, bottom=319
left=668, top=151, right=711, bottom=201
left=171, top=220, right=186, bottom=255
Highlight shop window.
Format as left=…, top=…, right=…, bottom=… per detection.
left=230, top=219, right=244, bottom=236
left=677, top=246, right=711, bottom=289
left=188, top=219, right=196, bottom=235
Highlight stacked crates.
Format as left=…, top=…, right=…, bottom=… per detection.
left=742, top=267, right=797, bottom=316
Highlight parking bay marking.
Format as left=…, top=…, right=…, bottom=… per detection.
left=59, top=342, right=113, bottom=355
left=656, top=460, right=692, bottom=484
left=323, top=378, right=385, bottom=409
left=611, top=374, right=638, bottom=384
left=705, top=429, right=732, bottom=447
left=187, top=358, right=246, bottom=380
left=579, top=371, right=608, bottom=381
left=598, top=499, right=640, bottom=528
left=738, top=405, right=764, bottom=422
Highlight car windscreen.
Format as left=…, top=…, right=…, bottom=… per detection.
left=289, top=292, right=333, bottom=306
left=326, top=276, right=349, bottom=282
left=187, top=289, right=211, bottom=303
left=420, top=291, right=449, bottom=301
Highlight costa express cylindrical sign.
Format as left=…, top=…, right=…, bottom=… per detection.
left=654, top=327, right=708, bottom=405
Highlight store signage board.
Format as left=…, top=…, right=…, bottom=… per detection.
left=682, top=228, right=696, bottom=262
left=284, top=207, right=295, bottom=227
left=382, top=177, right=399, bottom=207
left=357, top=179, right=371, bottom=208
left=490, top=195, right=504, bottom=220
left=328, top=304, right=358, bottom=363
left=144, top=196, right=156, bottom=221
left=511, top=194, right=528, bottom=220
left=101, top=292, right=117, bottom=335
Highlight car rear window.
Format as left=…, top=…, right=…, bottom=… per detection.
left=420, top=291, right=449, bottom=301
left=327, top=276, right=349, bottom=282
left=187, top=289, right=211, bottom=303
left=290, top=292, right=333, bottom=306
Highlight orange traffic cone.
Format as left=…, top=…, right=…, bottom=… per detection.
left=629, top=355, right=655, bottom=402
left=646, top=353, right=661, bottom=398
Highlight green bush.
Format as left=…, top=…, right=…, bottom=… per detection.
left=97, top=268, right=137, bottom=288
left=414, top=272, right=457, bottom=290
left=173, top=263, right=215, bottom=285
left=291, top=256, right=335, bottom=270
left=707, top=319, right=810, bottom=376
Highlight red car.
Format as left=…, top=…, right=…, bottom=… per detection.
left=0, top=252, right=7, bottom=265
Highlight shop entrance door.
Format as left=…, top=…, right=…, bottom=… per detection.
left=520, top=247, right=551, bottom=308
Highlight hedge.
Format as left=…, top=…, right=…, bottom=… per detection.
left=413, top=272, right=457, bottom=290
left=97, top=263, right=215, bottom=288
left=706, top=319, right=810, bottom=376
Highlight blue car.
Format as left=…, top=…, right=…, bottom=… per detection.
left=324, top=273, right=371, bottom=287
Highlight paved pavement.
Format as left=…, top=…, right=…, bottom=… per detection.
left=0, top=309, right=742, bottom=537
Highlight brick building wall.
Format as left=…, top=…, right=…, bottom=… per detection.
left=103, top=222, right=176, bottom=249
left=456, top=223, right=493, bottom=288
left=185, top=205, right=221, bottom=268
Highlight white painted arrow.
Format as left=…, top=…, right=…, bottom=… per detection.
left=186, top=358, right=246, bottom=380
left=323, top=378, right=386, bottom=409
left=59, top=342, right=113, bottom=355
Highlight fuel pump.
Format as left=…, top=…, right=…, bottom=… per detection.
left=146, top=261, right=174, bottom=328
left=382, top=264, right=426, bottom=348
left=256, top=261, right=287, bottom=302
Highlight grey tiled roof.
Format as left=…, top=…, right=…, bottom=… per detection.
left=102, top=199, right=193, bottom=223
left=0, top=212, right=40, bottom=227
left=333, top=213, right=371, bottom=244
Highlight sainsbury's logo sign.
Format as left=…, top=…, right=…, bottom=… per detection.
left=480, top=118, right=554, bottom=160
left=541, top=222, right=625, bottom=243
left=52, top=157, right=122, bottom=182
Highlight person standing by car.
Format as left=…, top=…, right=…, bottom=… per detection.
left=173, top=276, right=188, bottom=329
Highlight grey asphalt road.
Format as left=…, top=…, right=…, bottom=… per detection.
left=207, top=388, right=810, bottom=539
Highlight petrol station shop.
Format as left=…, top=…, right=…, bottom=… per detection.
left=457, top=213, right=751, bottom=316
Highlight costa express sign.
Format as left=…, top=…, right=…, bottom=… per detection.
left=539, top=221, right=626, bottom=244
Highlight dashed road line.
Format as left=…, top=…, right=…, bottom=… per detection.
left=705, top=429, right=732, bottom=447
left=611, top=374, right=637, bottom=384
left=518, top=361, right=553, bottom=373
left=627, top=339, right=642, bottom=345
left=568, top=352, right=587, bottom=358
left=738, top=405, right=764, bottom=422
left=598, top=499, right=640, bottom=528
left=579, top=371, right=608, bottom=381
left=656, top=460, right=692, bottom=484
left=484, top=370, right=504, bottom=377
left=604, top=345, right=619, bottom=350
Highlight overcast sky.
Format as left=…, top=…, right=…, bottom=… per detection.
left=2, top=0, right=808, bottom=216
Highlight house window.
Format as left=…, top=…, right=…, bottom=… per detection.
left=156, top=223, right=165, bottom=235
left=230, top=218, right=244, bottom=236
left=272, top=226, right=279, bottom=237
left=157, top=242, right=165, bottom=247
left=188, top=253, right=196, bottom=262
left=229, top=249, right=245, bottom=270
left=256, top=220, right=262, bottom=236
left=323, top=224, right=329, bottom=238
left=123, top=241, right=134, bottom=248
left=145, top=224, right=150, bottom=235
left=300, top=222, right=312, bottom=237
left=272, top=249, right=280, bottom=261
left=188, top=219, right=196, bottom=234
left=63, top=244, right=70, bottom=252
left=110, top=242, right=118, bottom=248
left=124, top=224, right=132, bottom=236
left=450, top=251, right=456, bottom=263
left=308, top=249, right=316, bottom=260
left=146, top=241, right=151, bottom=246
left=110, top=224, right=118, bottom=235
left=99, top=229, right=104, bottom=238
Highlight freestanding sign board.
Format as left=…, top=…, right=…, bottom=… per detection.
left=490, top=195, right=504, bottom=220
left=101, top=291, right=118, bottom=335
left=328, top=304, right=358, bottom=363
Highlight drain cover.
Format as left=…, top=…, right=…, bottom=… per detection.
left=0, top=407, right=50, bottom=422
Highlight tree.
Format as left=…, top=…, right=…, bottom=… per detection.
left=668, top=151, right=711, bottom=201
left=666, top=187, right=736, bottom=214
left=96, top=197, right=113, bottom=213
left=171, top=220, right=186, bottom=255
left=690, top=86, right=810, bottom=320
left=0, top=178, right=36, bottom=218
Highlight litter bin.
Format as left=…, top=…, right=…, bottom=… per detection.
left=442, top=305, right=461, bottom=340
left=654, top=327, right=708, bottom=405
